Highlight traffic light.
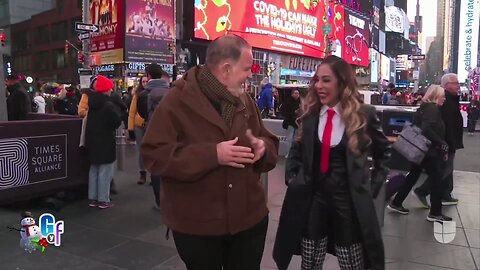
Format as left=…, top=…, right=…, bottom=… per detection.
left=0, top=32, right=6, bottom=47
left=65, top=43, right=69, bottom=55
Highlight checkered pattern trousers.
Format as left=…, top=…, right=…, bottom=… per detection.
left=335, top=243, right=365, bottom=270
left=301, top=238, right=365, bottom=270
left=301, top=237, right=328, bottom=270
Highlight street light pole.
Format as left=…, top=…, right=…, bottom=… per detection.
left=82, top=0, right=90, bottom=68
left=0, top=44, right=8, bottom=121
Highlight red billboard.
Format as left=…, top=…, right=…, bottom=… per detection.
left=343, top=9, right=370, bottom=67
left=124, top=0, right=175, bottom=64
left=194, top=0, right=345, bottom=59
left=88, top=0, right=125, bottom=53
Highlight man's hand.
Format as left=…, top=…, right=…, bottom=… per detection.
left=246, top=129, right=266, bottom=162
left=217, top=137, right=255, bottom=168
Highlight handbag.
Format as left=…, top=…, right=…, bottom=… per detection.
left=392, top=124, right=431, bottom=165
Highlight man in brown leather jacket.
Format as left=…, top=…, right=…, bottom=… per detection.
left=141, top=35, right=279, bottom=270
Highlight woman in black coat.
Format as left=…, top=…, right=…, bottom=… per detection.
left=387, top=85, right=451, bottom=222
left=273, top=55, right=391, bottom=270
left=85, top=75, right=122, bottom=209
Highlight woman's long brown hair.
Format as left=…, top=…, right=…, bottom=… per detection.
left=296, top=55, right=370, bottom=155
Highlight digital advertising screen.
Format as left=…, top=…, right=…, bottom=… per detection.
left=124, top=0, right=175, bottom=64
left=343, top=9, right=370, bottom=67
left=380, top=53, right=390, bottom=82
left=194, top=0, right=345, bottom=59
left=457, top=0, right=479, bottom=82
left=88, top=0, right=125, bottom=54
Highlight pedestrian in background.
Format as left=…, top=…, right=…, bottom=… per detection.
left=388, top=85, right=452, bottom=222
left=128, top=76, right=148, bottom=184
left=467, top=100, right=479, bottom=135
left=6, top=74, right=31, bottom=121
left=141, top=35, right=279, bottom=270
left=414, top=73, right=464, bottom=206
left=85, top=75, right=121, bottom=209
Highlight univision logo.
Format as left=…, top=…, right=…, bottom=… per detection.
left=433, top=221, right=456, bottom=244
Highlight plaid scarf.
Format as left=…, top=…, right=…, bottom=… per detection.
left=197, top=67, right=239, bottom=128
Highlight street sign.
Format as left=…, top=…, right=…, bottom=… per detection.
left=322, top=24, right=332, bottom=35
left=77, top=32, right=90, bottom=41
left=75, top=22, right=99, bottom=33
left=408, top=54, right=426, bottom=61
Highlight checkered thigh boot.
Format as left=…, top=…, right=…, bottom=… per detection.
left=335, top=243, right=365, bottom=270
left=301, top=237, right=328, bottom=270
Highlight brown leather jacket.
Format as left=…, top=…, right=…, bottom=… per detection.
left=141, top=67, right=279, bottom=235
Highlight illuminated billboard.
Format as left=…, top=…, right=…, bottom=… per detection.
left=457, top=0, right=479, bottom=82
left=194, top=0, right=345, bottom=59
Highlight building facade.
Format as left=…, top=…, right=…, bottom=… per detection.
left=10, top=0, right=82, bottom=83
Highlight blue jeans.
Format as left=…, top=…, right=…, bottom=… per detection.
left=89, top=162, right=115, bottom=203
left=134, top=126, right=146, bottom=173
left=286, top=125, right=296, bottom=155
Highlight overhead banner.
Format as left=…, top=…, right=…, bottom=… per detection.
left=194, top=0, right=345, bottom=59
left=125, top=0, right=175, bottom=64
left=457, top=0, right=480, bottom=82
left=343, top=9, right=370, bottom=67
left=88, top=0, right=125, bottom=54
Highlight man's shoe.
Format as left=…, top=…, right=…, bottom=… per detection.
left=427, top=214, right=453, bottom=222
left=412, top=190, right=430, bottom=209
left=387, top=203, right=410, bottom=215
left=442, top=196, right=458, bottom=206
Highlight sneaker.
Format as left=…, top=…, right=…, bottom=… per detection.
left=427, top=214, right=453, bottom=222
left=442, top=196, right=459, bottom=206
left=387, top=203, right=410, bottom=215
left=97, top=202, right=115, bottom=209
left=137, top=172, right=147, bottom=185
left=88, top=200, right=98, bottom=207
left=412, top=190, right=430, bottom=209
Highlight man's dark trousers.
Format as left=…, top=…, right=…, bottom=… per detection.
left=172, top=216, right=268, bottom=270
left=416, top=152, right=455, bottom=199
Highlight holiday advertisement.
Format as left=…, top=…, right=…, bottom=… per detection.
left=88, top=0, right=125, bottom=54
left=194, top=0, right=345, bottom=59
left=125, top=0, right=175, bottom=64
left=343, top=9, right=370, bottom=67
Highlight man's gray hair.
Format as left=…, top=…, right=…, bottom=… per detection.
left=205, top=35, right=251, bottom=68
left=441, top=73, right=458, bottom=87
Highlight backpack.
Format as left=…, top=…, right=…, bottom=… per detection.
left=31, top=99, right=39, bottom=113
left=136, top=90, right=149, bottom=120
left=63, top=96, right=79, bottom=115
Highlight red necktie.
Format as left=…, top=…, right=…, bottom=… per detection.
left=321, top=109, right=335, bottom=174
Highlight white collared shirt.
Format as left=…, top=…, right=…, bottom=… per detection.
left=318, top=103, right=346, bottom=146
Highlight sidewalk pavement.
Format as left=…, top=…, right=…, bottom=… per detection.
left=0, top=144, right=478, bottom=270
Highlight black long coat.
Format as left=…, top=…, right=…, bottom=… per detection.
left=273, top=105, right=391, bottom=270
left=85, top=92, right=121, bottom=164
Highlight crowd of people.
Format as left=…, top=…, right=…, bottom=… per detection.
left=4, top=34, right=480, bottom=270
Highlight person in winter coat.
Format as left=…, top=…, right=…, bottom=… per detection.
left=33, top=90, right=46, bottom=114
left=54, top=84, right=79, bottom=115
left=281, top=89, right=301, bottom=155
left=414, top=73, right=464, bottom=206
left=257, top=78, right=273, bottom=118
left=6, top=74, right=31, bottom=121
left=141, top=35, right=279, bottom=270
left=128, top=76, right=148, bottom=184
left=273, top=55, right=390, bottom=270
left=467, top=100, right=479, bottom=134
left=85, top=75, right=121, bottom=209
left=387, top=85, right=452, bottom=222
